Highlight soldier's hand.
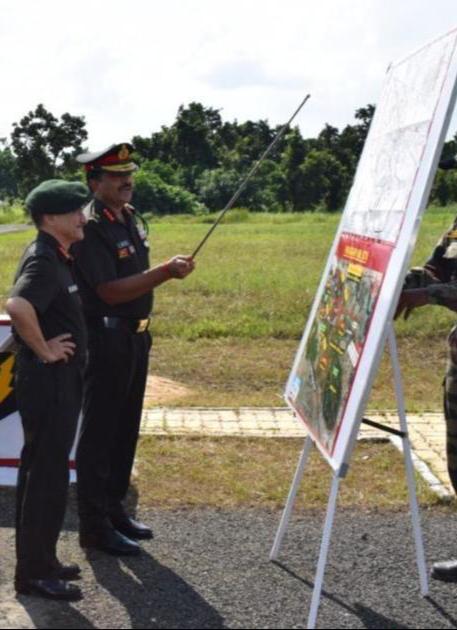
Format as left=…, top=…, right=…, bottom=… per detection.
left=394, top=289, right=429, bottom=320
left=167, top=255, right=195, bottom=279
left=43, top=333, right=76, bottom=363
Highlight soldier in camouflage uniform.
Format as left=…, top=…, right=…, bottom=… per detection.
left=396, top=155, right=457, bottom=582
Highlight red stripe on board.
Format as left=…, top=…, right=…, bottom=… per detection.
left=337, top=233, right=394, bottom=273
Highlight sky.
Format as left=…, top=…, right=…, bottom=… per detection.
left=1, top=0, right=457, bottom=150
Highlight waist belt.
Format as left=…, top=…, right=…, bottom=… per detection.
left=91, top=317, right=150, bottom=334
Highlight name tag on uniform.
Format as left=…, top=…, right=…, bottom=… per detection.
left=117, top=240, right=135, bottom=259
left=68, top=284, right=78, bottom=294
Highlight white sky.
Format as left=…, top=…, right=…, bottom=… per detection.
left=1, top=0, right=457, bottom=150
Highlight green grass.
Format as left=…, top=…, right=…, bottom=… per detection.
left=0, top=201, right=26, bottom=225
left=135, top=436, right=444, bottom=509
left=0, top=206, right=456, bottom=409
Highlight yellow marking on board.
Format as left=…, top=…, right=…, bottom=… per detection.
left=0, top=355, right=14, bottom=404
left=347, top=263, right=364, bottom=279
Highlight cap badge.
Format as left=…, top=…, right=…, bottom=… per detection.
left=118, top=145, right=130, bottom=160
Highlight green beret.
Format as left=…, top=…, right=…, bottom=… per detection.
left=25, top=179, right=90, bottom=217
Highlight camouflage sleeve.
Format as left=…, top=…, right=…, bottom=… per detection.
left=403, top=217, right=457, bottom=309
left=426, top=283, right=457, bottom=308
left=423, top=218, right=457, bottom=282
left=403, top=267, right=440, bottom=289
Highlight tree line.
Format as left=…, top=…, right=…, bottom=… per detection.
left=1, top=102, right=457, bottom=214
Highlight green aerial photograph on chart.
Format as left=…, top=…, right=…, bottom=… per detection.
left=287, top=237, right=386, bottom=454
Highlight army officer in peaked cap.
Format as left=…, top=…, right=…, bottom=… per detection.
left=6, top=180, right=90, bottom=601
left=73, top=143, right=195, bottom=556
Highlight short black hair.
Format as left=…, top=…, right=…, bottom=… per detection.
left=31, top=210, right=44, bottom=228
left=86, top=169, right=103, bottom=191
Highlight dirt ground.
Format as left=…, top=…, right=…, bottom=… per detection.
left=144, top=376, right=193, bottom=406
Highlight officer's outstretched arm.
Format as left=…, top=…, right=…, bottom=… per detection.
left=96, top=255, right=195, bottom=306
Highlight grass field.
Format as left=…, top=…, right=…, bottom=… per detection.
left=135, top=436, right=443, bottom=509
left=1, top=206, right=456, bottom=409
left=0, top=202, right=26, bottom=225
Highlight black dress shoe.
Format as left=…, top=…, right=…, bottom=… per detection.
left=110, top=515, right=153, bottom=540
left=431, top=559, right=457, bottom=582
left=52, top=562, right=81, bottom=581
left=79, top=528, right=141, bottom=556
left=15, top=578, right=82, bottom=601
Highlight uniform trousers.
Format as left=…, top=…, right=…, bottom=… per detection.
left=76, top=327, right=151, bottom=532
left=15, top=352, right=82, bottom=581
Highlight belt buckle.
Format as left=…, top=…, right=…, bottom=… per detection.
left=136, top=319, right=149, bottom=333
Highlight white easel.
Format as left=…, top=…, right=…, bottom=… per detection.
left=270, top=324, right=428, bottom=629
left=269, top=26, right=457, bottom=629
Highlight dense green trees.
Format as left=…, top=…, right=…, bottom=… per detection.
left=0, top=141, right=18, bottom=199
left=2, top=101, right=457, bottom=213
left=10, top=104, right=87, bottom=195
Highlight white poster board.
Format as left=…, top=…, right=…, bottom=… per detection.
left=286, top=28, right=457, bottom=471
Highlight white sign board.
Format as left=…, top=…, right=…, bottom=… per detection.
left=286, top=28, right=457, bottom=471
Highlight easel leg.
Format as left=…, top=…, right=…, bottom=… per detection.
left=308, top=472, right=342, bottom=630
left=388, top=325, right=429, bottom=596
left=270, top=435, right=313, bottom=561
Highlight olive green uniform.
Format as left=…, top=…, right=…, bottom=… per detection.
left=406, top=218, right=457, bottom=492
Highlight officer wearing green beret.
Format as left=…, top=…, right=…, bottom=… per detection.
left=6, top=179, right=90, bottom=601
left=73, top=144, right=194, bottom=556
left=396, top=155, right=457, bottom=583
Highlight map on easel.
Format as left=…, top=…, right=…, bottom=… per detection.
left=290, top=236, right=390, bottom=453
left=286, top=28, right=457, bottom=469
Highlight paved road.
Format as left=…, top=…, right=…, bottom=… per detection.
left=0, top=224, right=28, bottom=234
left=1, top=487, right=457, bottom=629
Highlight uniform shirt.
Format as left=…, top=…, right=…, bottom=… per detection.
left=10, top=231, right=87, bottom=365
left=72, top=199, right=152, bottom=320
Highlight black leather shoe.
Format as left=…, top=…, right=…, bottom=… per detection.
left=15, top=578, right=82, bottom=601
left=79, top=528, right=141, bottom=556
left=52, top=562, right=81, bottom=581
left=431, top=559, right=457, bottom=582
left=110, top=515, right=153, bottom=540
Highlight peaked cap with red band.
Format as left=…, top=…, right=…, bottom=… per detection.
left=76, top=143, right=138, bottom=174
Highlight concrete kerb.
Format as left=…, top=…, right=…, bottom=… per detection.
left=140, top=408, right=454, bottom=499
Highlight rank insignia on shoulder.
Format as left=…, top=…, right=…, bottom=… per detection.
left=448, top=230, right=457, bottom=240
left=67, top=284, right=78, bottom=294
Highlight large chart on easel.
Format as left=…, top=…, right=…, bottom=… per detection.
left=286, top=29, right=457, bottom=470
